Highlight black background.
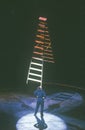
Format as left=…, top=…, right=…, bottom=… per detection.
left=0, top=0, right=85, bottom=90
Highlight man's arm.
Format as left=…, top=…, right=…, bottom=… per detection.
left=34, top=90, right=37, bottom=97
left=42, top=90, right=46, bottom=99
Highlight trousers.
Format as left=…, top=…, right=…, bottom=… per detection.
left=35, top=99, right=44, bottom=116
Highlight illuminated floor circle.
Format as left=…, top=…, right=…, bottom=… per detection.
left=16, top=113, right=67, bottom=130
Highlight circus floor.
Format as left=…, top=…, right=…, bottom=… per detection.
left=0, top=84, right=85, bottom=130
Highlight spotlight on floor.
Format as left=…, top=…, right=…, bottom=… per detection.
left=16, top=113, right=67, bottom=130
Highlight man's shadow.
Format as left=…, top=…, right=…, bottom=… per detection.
left=34, top=115, right=48, bottom=130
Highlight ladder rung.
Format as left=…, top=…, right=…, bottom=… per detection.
left=29, top=73, right=42, bottom=77
left=44, top=50, right=52, bottom=52
left=33, top=52, right=43, bottom=55
left=30, top=67, right=42, bottom=72
left=42, top=56, right=54, bottom=60
left=31, top=62, right=43, bottom=66
left=44, top=59, right=55, bottom=63
left=44, top=53, right=53, bottom=56
left=35, top=40, right=44, bottom=44
left=32, top=57, right=43, bottom=61
left=44, top=45, right=51, bottom=48
left=27, top=78, right=41, bottom=83
left=34, top=46, right=43, bottom=50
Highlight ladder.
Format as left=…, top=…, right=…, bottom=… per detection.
left=26, top=17, right=55, bottom=88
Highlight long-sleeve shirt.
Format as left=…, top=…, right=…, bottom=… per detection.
left=34, top=89, right=46, bottom=102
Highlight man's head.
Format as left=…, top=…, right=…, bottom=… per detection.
left=37, top=86, right=42, bottom=89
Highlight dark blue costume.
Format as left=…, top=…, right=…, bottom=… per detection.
left=34, top=86, right=46, bottom=117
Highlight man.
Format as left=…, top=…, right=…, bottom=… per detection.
left=34, top=86, right=46, bottom=117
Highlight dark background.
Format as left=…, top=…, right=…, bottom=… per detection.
left=0, top=0, right=85, bottom=90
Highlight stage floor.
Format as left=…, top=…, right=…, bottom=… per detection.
left=0, top=87, right=85, bottom=130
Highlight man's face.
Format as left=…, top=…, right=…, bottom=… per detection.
left=38, top=86, right=42, bottom=89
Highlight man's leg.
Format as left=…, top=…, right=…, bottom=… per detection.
left=34, top=101, right=40, bottom=116
left=40, top=101, right=44, bottom=117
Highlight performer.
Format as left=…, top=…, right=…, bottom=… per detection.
left=34, top=86, right=46, bottom=117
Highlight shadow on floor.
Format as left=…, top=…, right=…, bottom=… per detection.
left=34, top=115, right=48, bottom=130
